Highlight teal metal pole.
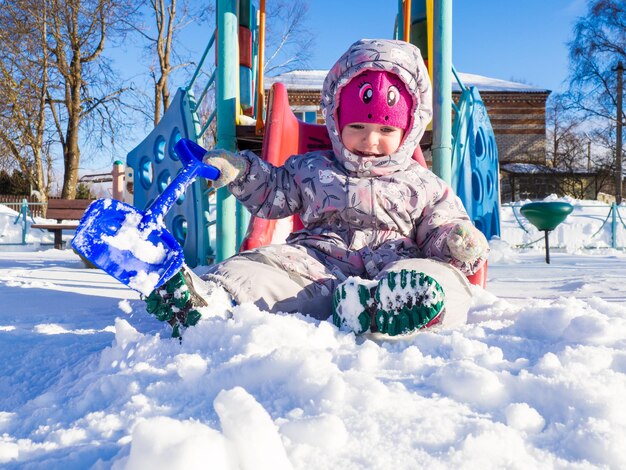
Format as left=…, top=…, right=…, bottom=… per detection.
left=234, top=0, right=251, bottom=249
left=432, top=0, right=452, bottom=185
left=216, top=0, right=239, bottom=262
left=397, top=0, right=404, bottom=40
left=612, top=202, right=617, bottom=249
left=236, top=203, right=250, bottom=249
left=20, top=199, right=28, bottom=245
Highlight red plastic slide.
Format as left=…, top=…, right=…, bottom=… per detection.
left=239, top=83, right=332, bottom=250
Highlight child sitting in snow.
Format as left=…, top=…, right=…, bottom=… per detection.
left=145, top=38, right=489, bottom=338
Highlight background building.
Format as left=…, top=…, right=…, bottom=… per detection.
left=264, top=70, right=551, bottom=166
left=260, top=70, right=621, bottom=203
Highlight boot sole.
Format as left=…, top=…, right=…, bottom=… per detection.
left=333, top=270, right=445, bottom=336
left=375, top=270, right=445, bottom=336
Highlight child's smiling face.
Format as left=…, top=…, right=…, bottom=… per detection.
left=340, top=122, right=404, bottom=157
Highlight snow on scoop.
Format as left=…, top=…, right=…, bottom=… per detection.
left=71, top=139, right=219, bottom=295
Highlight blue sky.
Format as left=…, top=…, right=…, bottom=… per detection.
left=84, top=1, right=588, bottom=173
left=304, top=0, right=587, bottom=92
left=127, top=0, right=587, bottom=95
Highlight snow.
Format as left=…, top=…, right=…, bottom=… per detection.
left=100, top=212, right=167, bottom=267
left=452, top=72, right=547, bottom=92
left=1, top=198, right=626, bottom=469
left=333, top=277, right=377, bottom=333
left=501, top=163, right=595, bottom=175
left=266, top=70, right=547, bottom=93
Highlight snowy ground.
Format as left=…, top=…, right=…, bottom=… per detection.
left=0, top=199, right=625, bottom=469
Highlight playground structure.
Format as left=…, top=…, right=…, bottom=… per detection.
left=519, top=201, right=574, bottom=263
left=121, top=0, right=501, bottom=285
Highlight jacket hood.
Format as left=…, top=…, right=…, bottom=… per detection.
left=321, top=39, right=432, bottom=177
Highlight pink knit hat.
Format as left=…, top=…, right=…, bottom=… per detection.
left=337, top=70, right=412, bottom=132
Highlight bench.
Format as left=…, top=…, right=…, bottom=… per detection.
left=32, top=199, right=93, bottom=249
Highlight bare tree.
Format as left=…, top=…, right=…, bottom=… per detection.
left=150, top=0, right=178, bottom=125
left=546, top=93, right=588, bottom=170
left=546, top=92, right=617, bottom=199
left=125, top=1, right=211, bottom=126
left=561, top=0, right=626, bottom=198
left=264, top=0, right=314, bottom=76
left=45, top=0, right=137, bottom=199
left=0, top=0, right=53, bottom=199
left=589, top=123, right=623, bottom=191
left=547, top=94, right=574, bottom=169
left=192, top=67, right=218, bottom=149
left=566, top=0, right=625, bottom=124
left=125, top=0, right=312, bottom=147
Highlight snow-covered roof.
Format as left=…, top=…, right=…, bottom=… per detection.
left=453, top=72, right=547, bottom=92
left=501, top=163, right=553, bottom=174
left=265, top=69, right=549, bottom=93
left=501, top=163, right=596, bottom=175
left=265, top=70, right=328, bottom=90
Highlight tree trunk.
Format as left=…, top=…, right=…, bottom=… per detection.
left=34, top=4, right=49, bottom=202
left=62, top=126, right=80, bottom=199
left=61, top=42, right=84, bottom=199
left=61, top=66, right=83, bottom=199
left=154, top=76, right=164, bottom=126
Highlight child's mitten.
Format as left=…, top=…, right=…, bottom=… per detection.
left=203, top=150, right=248, bottom=188
left=145, top=269, right=205, bottom=338
left=446, top=222, right=489, bottom=263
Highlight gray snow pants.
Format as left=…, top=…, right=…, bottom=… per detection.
left=203, top=243, right=473, bottom=326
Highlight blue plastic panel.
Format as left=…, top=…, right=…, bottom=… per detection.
left=126, top=88, right=214, bottom=267
left=451, top=87, right=501, bottom=239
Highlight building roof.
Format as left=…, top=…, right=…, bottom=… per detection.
left=265, top=69, right=549, bottom=93
left=501, top=163, right=596, bottom=176
left=501, top=163, right=553, bottom=174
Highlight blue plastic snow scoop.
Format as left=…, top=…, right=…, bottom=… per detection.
left=71, top=139, right=219, bottom=295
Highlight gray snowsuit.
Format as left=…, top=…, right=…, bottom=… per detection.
left=204, top=39, right=485, bottom=325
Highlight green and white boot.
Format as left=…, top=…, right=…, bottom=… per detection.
left=145, top=267, right=209, bottom=338
left=332, top=277, right=379, bottom=334
left=374, top=270, right=445, bottom=336
left=332, top=270, right=445, bottom=336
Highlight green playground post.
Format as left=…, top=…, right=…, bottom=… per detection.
left=236, top=198, right=250, bottom=250
left=215, top=0, right=239, bottom=262
left=431, top=0, right=452, bottom=185
left=396, top=0, right=404, bottom=40
left=18, top=199, right=29, bottom=245
left=611, top=202, right=617, bottom=249
left=236, top=0, right=253, bottom=250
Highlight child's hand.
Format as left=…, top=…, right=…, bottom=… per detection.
left=144, top=270, right=202, bottom=338
left=203, top=150, right=248, bottom=188
left=446, top=222, right=489, bottom=263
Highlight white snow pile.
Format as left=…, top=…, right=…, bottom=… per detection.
left=0, top=204, right=52, bottom=247
left=0, top=198, right=625, bottom=469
